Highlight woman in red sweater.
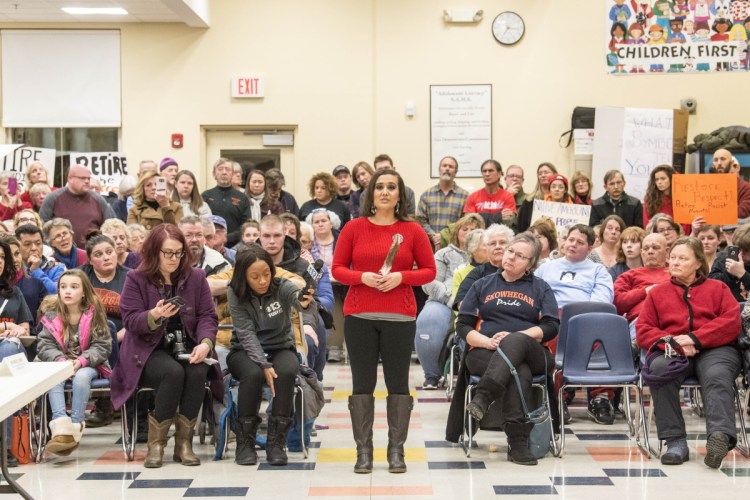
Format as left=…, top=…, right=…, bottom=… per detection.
left=637, top=237, right=740, bottom=469
left=332, top=169, right=436, bottom=475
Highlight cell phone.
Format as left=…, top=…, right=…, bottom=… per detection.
left=8, top=178, right=17, bottom=196
left=728, top=246, right=741, bottom=261
left=156, top=177, right=167, bottom=195
left=164, top=296, right=186, bottom=308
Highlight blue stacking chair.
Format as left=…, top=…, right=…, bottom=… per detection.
left=557, top=312, right=649, bottom=457
left=555, top=302, right=617, bottom=371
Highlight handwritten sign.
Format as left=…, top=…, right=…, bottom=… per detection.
left=530, top=200, right=591, bottom=230
left=0, top=145, right=56, bottom=191
left=69, top=152, right=128, bottom=194
left=430, top=84, right=492, bottom=178
left=672, top=174, right=737, bottom=225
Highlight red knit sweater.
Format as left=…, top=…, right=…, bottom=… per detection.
left=613, top=266, right=670, bottom=321
left=331, top=217, right=436, bottom=317
left=637, top=277, right=739, bottom=351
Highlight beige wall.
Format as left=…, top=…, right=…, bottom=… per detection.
left=1, top=0, right=746, bottom=200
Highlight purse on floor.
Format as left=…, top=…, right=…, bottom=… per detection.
left=496, top=346, right=551, bottom=459
left=11, top=412, right=31, bottom=464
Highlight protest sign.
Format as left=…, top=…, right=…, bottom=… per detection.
left=672, top=173, right=737, bottom=225
left=0, top=145, right=56, bottom=191
left=69, top=152, right=128, bottom=193
left=530, top=200, right=591, bottom=230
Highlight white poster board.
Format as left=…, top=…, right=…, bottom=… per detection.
left=592, top=106, right=673, bottom=201
left=0, top=145, right=56, bottom=191
left=68, top=152, right=128, bottom=194
left=530, top=200, right=592, bottom=230
left=430, top=84, right=492, bottom=178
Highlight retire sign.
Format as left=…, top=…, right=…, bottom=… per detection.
left=530, top=200, right=591, bottom=230
left=672, top=174, right=737, bottom=225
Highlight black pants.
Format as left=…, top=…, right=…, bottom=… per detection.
left=140, top=348, right=210, bottom=422
left=345, top=316, right=415, bottom=395
left=465, top=332, right=552, bottom=423
left=226, top=348, right=299, bottom=418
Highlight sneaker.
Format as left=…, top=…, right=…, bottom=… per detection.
left=422, top=377, right=440, bottom=390
left=327, top=347, right=342, bottom=363
left=7, top=454, right=18, bottom=468
left=661, top=439, right=689, bottom=465
left=704, top=432, right=730, bottom=469
left=587, top=396, right=614, bottom=425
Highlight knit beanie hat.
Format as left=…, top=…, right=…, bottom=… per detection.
left=160, top=157, right=178, bottom=171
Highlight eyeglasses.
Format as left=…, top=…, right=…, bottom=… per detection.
left=160, top=250, right=186, bottom=259
left=505, top=174, right=524, bottom=180
left=50, top=231, right=71, bottom=242
left=657, top=227, right=676, bottom=235
left=17, top=217, right=35, bottom=224
left=505, top=247, right=531, bottom=261
left=183, top=233, right=204, bottom=241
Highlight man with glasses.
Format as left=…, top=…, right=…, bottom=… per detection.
left=416, top=156, right=469, bottom=250
left=589, top=169, right=643, bottom=228
left=202, top=158, right=255, bottom=247
left=504, top=165, right=526, bottom=210
left=15, top=224, right=65, bottom=294
left=39, top=164, right=115, bottom=247
left=178, top=216, right=229, bottom=277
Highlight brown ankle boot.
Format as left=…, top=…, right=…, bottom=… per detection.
left=173, top=413, right=200, bottom=466
left=144, top=414, right=173, bottom=468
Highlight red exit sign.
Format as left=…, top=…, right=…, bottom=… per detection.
left=231, top=76, right=265, bottom=98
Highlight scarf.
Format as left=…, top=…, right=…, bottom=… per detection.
left=54, top=245, right=79, bottom=269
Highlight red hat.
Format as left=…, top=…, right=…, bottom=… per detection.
left=548, top=173, right=568, bottom=191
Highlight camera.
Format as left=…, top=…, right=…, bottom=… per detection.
left=162, top=329, right=188, bottom=360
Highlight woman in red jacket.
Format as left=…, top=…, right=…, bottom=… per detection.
left=637, top=237, right=740, bottom=469
left=332, top=169, right=436, bottom=474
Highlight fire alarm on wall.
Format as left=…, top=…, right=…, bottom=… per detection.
left=171, top=134, right=183, bottom=149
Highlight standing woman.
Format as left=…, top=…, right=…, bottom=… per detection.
left=245, top=169, right=267, bottom=219
left=173, top=170, right=212, bottom=218
left=515, top=164, right=559, bottom=232
left=570, top=171, right=593, bottom=205
left=226, top=246, right=313, bottom=466
left=352, top=161, right=374, bottom=200
left=306, top=208, right=342, bottom=270
left=543, top=174, right=573, bottom=203
left=111, top=223, right=219, bottom=468
left=643, top=165, right=694, bottom=234
left=332, top=169, right=436, bottom=474
left=300, top=172, right=351, bottom=227
left=20, top=161, right=56, bottom=210
left=127, top=171, right=184, bottom=231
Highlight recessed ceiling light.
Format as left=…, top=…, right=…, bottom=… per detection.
left=62, top=7, right=128, bottom=15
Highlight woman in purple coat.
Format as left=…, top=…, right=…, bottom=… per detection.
left=111, top=223, right=218, bottom=469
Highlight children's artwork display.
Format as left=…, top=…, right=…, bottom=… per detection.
left=605, top=0, right=750, bottom=74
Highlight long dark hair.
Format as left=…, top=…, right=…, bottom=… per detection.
left=172, top=170, right=204, bottom=215
left=0, top=240, right=16, bottom=299
left=229, top=245, right=278, bottom=301
left=360, top=169, right=412, bottom=222
left=136, top=223, right=191, bottom=286
left=644, top=165, right=675, bottom=218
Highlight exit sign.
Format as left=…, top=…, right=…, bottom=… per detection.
left=231, top=76, right=265, bottom=98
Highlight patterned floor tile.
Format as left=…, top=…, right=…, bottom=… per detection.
left=183, top=487, right=249, bottom=496
left=550, top=476, right=614, bottom=485
left=128, top=479, right=193, bottom=488
left=493, top=485, right=558, bottom=495
left=427, top=461, right=486, bottom=469
left=603, top=468, right=667, bottom=477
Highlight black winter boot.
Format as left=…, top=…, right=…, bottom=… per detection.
left=466, top=388, right=494, bottom=421
left=85, top=396, right=114, bottom=428
left=349, top=395, right=375, bottom=474
left=386, top=394, right=413, bottom=473
left=266, top=416, right=293, bottom=466
left=235, top=416, right=261, bottom=465
left=505, top=422, right=538, bottom=466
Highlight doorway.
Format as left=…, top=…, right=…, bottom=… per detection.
left=202, top=127, right=296, bottom=192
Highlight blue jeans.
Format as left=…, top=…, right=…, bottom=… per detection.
left=1, top=339, right=25, bottom=447
left=48, top=366, right=98, bottom=423
left=414, top=301, right=453, bottom=380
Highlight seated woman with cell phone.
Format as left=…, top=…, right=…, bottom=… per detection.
left=0, top=172, right=23, bottom=222
left=708, top=222, right=750, bottom=302
left=126, top=171, right=183, bottom=231
left=111, top=223, right=219, bottom=469
left=226, top=246, right=314, bottom=467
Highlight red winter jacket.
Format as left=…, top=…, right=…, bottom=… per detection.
left=637, top=276, right=739, bottom=351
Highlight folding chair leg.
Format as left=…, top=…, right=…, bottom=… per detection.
left=298, top=384, right=307, bottom=459
left=461, top=385, right=475, bottom=457
left=557, top=386, right=567, bottom=457
left=735, top=382, right=750, bottom=458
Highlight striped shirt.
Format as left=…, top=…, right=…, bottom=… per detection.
left=416, top=183, right=470, bottom=235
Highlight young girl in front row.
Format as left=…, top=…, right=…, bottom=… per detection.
left=36, top=269, right=112, bottom=456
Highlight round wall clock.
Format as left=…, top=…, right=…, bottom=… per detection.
left=492, top=11, right=525, bottom=45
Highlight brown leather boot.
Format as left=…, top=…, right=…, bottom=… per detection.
left=144, top=414, right=173, bottom=468
left=173, top=413, right=200, bottom=466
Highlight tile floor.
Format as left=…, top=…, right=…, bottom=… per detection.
left=3, top=362, right=750, bottom=499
